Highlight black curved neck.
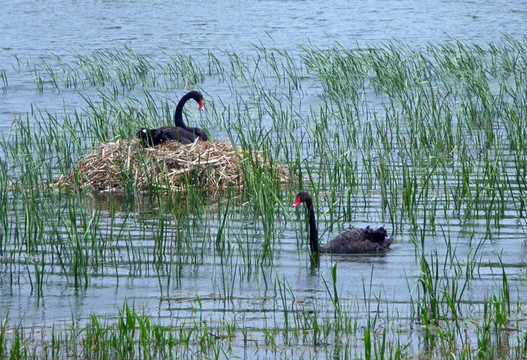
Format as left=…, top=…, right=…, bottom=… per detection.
left=174, top=91, right=198, bottom=128
left=304, top=198, right=319, bottom=254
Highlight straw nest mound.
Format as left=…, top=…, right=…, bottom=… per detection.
left=56, top=139, right=289, bottom=192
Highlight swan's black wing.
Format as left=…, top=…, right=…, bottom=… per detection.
left=158, top=126, right=196, bottom=144
left=320, top=226, right=392, bottom=254
left=137, top=126, right=197, bottom=146
left=137, top=128, right=168, bottom=147
left=187, top=127, right=208, bottom=141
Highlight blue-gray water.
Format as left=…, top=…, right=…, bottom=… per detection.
left=1, top=0, right=527, bottom=357
left=2, top=0, right=526, bottom=127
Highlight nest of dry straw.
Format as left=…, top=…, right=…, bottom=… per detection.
left=56, top=139, right=289, bottom=192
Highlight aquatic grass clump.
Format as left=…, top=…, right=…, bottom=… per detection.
left=56, top=139, right=289, bottom=193
left=24, top=46, right=213, bottom=94
left=299, top=37, right=527, bottom=233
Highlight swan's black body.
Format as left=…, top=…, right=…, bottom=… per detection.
left=292, top=192, right=393, bottom=254
left=137, top=90, right=207, bottom=147
left=173, top=90, right=208, bottom=141
left=136, top=127, right=197, bottom=147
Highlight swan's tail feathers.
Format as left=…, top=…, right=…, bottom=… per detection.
left=364, top=226, right=387, bottom=242
left=364, top=226, right=393, bottom=250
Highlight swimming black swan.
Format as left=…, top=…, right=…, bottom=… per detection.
left=292, top=192, right=393, bottom=254
left=137, top=90, right=207, bottom=147
left=136, top=126, right=197, bottom=147
left=173, top=90, right=208, bottom=141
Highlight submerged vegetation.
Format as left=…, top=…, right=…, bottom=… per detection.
left=1, top=36, right=527, bottom=358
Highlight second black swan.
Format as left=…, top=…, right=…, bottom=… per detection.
left=292, top=192, right=393, bottom=254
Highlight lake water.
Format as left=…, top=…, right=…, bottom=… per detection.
left=1, top=0, right=527, bottom=358
left=2, top=0, right=526, bottom=125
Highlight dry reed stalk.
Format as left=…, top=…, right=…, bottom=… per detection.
left=55, top=139, right=289, bottom=192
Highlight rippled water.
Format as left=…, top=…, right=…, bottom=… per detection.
left=1, top=0, right=527, bottom=357
left=2, top=0, right=527, bottom=122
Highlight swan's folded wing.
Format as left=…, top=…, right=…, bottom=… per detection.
left=323, top=227, right=391, bottom=253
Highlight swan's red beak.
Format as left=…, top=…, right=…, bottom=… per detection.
left=292, top=196, right=301, bottom=208
left=198, top=99, right=205, bottom=111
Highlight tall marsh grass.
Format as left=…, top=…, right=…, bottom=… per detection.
left=1, top=37, right=527, bottom=358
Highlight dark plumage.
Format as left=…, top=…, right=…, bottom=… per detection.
left=137, top=90, right=207, bottom=147
left=292, top=191, right=393, bottom=254
left=173, top=90, right=208, bottom=141
left=136, top=127, right=197, bottom=147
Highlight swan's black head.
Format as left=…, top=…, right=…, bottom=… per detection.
left=187, top=90, right=205, bottom=111
left=292, top=191, right=312, bottom=207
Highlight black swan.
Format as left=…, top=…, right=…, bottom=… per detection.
left=292, top=192, right=393, bottom=254
left=136, top=127, right=197, bottom=147
left=173, top=90, right=208, bottom=141
left=137, top=90, right=207, bottom=147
